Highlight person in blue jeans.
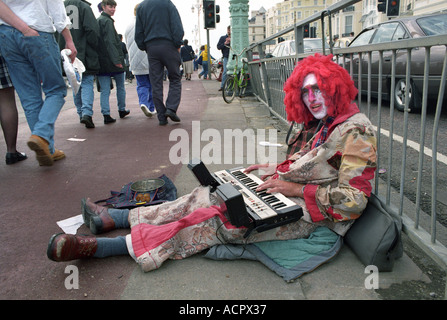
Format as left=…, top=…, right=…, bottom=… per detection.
left=135, top=75, right=156, bottom=117
left=200, top=60, right=209, bottom=80
left=97, top=72, right=127, bottom=123
left=217, top=25, right=231, bottom=91
left=60, top=0, right=101, bottom=129
left=0, top=0, right=77, bottom=166
left=198, top=45, right=209, bottom=79
left=125, top=3, right=156, bottom=118
left=96, top=0, right=129, bottom=124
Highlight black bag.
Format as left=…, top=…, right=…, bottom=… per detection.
left=344, top=193, right=403, bottom=272
left=95, top=174, right=177, bottom=209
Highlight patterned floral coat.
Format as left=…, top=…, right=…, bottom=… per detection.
left=126, top=108, right=377, bottom=272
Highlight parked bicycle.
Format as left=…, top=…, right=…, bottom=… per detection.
left=222, top=47, right=250, bottom=104
left=210, top=58, right=222, bottom=80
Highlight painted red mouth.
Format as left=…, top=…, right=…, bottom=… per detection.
left=310, top=103, right=322, bottom=111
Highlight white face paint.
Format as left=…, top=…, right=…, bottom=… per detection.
left=301, top=73, right=328, bottom=120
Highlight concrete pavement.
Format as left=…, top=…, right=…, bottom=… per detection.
left=0, top=74, right=444, bottom=302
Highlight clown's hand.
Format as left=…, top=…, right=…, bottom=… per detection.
left=244, top=163, right=277, bottom=180
left=256, top=179, right=303, bottom=198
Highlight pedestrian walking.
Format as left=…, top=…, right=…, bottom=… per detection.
left=180, top=39, right=195, bottom=81
left=61, top=0, right=100, bottom=129
left=198, top=45, right=210, bottom=79
left=96, top=0, right=129, bottom=124
left=217, top=25, right=231, bottom=91
left=125, top=3, right=156, bottom=118
left=0, top=52, right=27, bottom=165
left=119, top=34, right=133, bottom=83
left=193, top=49, right=199, bottom=71
left=135, top=0, right=184, bottom=126
left=0, top=0, right=77, bottom=166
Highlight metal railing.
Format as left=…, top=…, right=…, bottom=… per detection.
left=243, top=0, right=447, bottom=297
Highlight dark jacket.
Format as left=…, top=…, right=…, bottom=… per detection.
left=97, top=11, right=124, bottom=74
left=135, top=0, right=184, bottom=50
left=60, top=0, right=100, bottom=75
left=180, top=45, right=194, bottom=62
left=217, top=34, right=230, bottom=59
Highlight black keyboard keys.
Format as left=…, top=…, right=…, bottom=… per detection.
left=231, top=169, right=288, bottom=210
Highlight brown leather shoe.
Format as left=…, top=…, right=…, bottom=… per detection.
left=47, top=233, right=97, bottom=262
left=27, top=135, right=53, bottom=166
left=81, top=198, right=115, bottom=234
left=52, top=149, right=66, bottom=161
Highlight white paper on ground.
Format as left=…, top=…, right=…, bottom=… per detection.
left=57, top=214, right=84, bottom=235
left=67, top=138, right=86, bottom=142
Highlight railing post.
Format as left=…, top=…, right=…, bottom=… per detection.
left=431, top=49, right=447, bottom=243
left=257, top=43, right=273, bottom=108
left=320, top=10, right=332, bottom=56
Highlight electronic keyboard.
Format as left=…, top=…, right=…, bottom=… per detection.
left=188, top=160, right=303, bottom=237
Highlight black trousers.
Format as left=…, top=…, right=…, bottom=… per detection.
left=146, top=44, right=182, bottom=121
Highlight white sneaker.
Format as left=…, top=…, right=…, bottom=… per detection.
left=141, top=104, right=152, bottom=118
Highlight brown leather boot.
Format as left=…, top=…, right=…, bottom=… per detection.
left=47, top=233, right=97, bottom=262
left=52, top=149, right=66, bottom=161
left=27, top=135, right=53, bottom=166
left=81, top=198, right=115, bottom=235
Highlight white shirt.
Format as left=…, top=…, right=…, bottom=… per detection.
left=0, top=0, right=70, bottom=33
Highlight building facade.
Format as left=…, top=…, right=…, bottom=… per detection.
left=248, top=6, right=267, bottom=44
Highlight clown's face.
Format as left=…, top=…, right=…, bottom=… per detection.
left=301, top=73, right=328, bottom=120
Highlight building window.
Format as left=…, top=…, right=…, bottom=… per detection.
left=343, top=5, right=355, bottom=12
left=345, top=15, right=353, bottom=34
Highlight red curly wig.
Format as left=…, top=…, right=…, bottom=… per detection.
left=284, top=53, right=358, bottom=125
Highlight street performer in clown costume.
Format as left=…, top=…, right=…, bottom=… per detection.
left=47, top=54, right=377, bottom=272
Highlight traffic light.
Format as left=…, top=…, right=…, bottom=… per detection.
left=215, top=4, right=220, bottom=24
left=387, top=0, right=400, bottom=16
left=303, top=24, right=309, bottom=38
left=203, top=0, right=217, bottom=29
left=377, top=0, right=386, bottom=13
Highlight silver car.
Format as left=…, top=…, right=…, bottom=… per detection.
left=267, top=38, right=324, bottom=57
left=344, top=13, right=447, bottom=112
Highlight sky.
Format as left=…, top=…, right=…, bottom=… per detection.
left=94, top=0, right=282, bottom=57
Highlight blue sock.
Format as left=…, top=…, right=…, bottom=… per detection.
left=94, top=236, right=129, bottom=258
left=108, top=208, right=130, bottom=229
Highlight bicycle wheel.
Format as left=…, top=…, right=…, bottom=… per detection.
left=210, top=64, right=218, bottom=79
left=222, top=75, right=237, bottom=103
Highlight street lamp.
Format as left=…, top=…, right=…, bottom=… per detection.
left=191, top=0, right=202, bottom=46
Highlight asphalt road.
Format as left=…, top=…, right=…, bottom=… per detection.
left=356, top=97, right=447, bottom=233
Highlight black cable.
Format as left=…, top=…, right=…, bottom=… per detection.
left=214, top=218, right=252, bottom=258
